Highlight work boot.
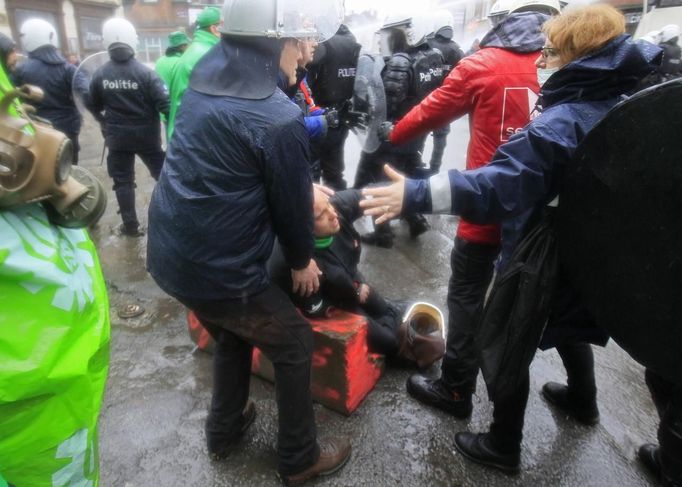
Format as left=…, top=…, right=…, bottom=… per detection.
left=406, top=375, right=472, bottom=418
left=207, top=400, right=257, bottom=460
left=541, top=382, right=599, bottom=426
left=406, top=213, right=430, bottom=238
left=454, top=432, right=520, bottom=474
left=279, top=437, right=351, bottom=486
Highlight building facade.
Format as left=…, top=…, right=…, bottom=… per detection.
left=0, top=0, right=122, bottom=58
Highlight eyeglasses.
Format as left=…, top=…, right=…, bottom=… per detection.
left=541, top=46, right=558, bottom=59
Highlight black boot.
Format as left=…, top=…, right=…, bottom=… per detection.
left=406, top=375, right=472, bottom=418
left=114, top=186, right=141, bottom=237
left=360, top=222, right=394, bottom=248
left=639, top=443, right=661, bottom=479
left=542, top=382, right=600, bottom=425
left=405, top=213, right=430, bottom=238
left=453, top=432, right=520, bottom=474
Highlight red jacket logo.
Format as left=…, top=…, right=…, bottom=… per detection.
left=500, top=87, right=538, bottom=142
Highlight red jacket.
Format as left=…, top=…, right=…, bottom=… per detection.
left=390, top=47, right=540, bottom=245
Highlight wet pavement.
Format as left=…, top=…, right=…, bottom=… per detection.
left=77, top=114, right=660, bottom=487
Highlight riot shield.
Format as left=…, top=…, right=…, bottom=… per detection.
left=557, top=79, right=682, bottom=383
left=72, top=51, right=108, bottom=122
left=351, top=53, right=386, bottom=153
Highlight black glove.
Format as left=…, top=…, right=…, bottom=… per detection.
left=324, top=109, right=340, bottom=129
left=338, top=100, right=369, bottom=130
left=377, top=121, right=394, bottom=142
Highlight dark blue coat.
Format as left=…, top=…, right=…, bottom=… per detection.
left=406, top=35, right=661, bottom=270
left=147, top=77, right=314, bottom=302
left=88, top=46, right=169, bottom=152
left=12, top=46, right=85, bottom=137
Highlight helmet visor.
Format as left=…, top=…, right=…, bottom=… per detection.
left=276, top=0, right=343, bottom=42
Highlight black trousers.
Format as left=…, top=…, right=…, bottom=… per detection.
left=354, top=144, right=426, bottom=236
left=488, top=342, right=597, bottom=452
left=356, top=291, right=402, bottom=357
left=645, top=368, right=682, bottom=484
left=441, top=238, right=500, bottom=391
left=184, top=284, right=319, bottom=475
left=107, top=148, right=164, bottom=227
left=317, top=126, right=349, bottom=190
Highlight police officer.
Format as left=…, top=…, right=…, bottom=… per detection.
left=658, top=24, right=682, bottom=82
left=307, top=24, right=361, bottom=190
left=147, top=0, right=351, bottom=482
left=88, top=18, right=169, bottom=237
left=426, top=10, right=464, bottom=175
left=166, top=7, right=221, bottom=138
left=13, top=18, right=88, bottom=164
left=155, top=31, right=191, bottom=88
left=354, top=13, right=445, bottom=247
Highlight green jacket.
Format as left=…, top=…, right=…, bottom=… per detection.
left=167, top=29, right=219, bottom=138
left=155, top=52, right=182, bottom=88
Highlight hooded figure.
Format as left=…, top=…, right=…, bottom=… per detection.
left=13, top=18, right=87, bottom=164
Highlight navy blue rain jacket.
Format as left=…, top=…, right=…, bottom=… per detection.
left=88, top=46, right=169, bottom=152
left=405, top=35, right=661, bottom=270
left=147, top=75, right=314, bottom=302
left=12, top=45, right=85, bottom=137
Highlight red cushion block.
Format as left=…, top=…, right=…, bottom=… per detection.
left=187, top=309, right=384, bottom=415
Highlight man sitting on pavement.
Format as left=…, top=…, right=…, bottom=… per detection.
left=270, top=187, right=446, bottom=368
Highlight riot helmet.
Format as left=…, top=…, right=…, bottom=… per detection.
left=507, top=0, right=560, bottom=16
left=378, top=12, right=433, bottom=55
left=432, top=9, right=455, bottom=40
left=660, top=24, right=680, bottom=44
left=397, top=302, right=446, bottom=368
left=19, top=18, right=58, bottom=53
left=102, top=18, right=138, bottom=51
left=190, top=0, right=343, bottom=100
left=220, top=0, right=343, bottom=42
left=488, top=0, right=514, bottom=27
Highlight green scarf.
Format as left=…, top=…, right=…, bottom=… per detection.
left=315, top=236, right=334, bottom=249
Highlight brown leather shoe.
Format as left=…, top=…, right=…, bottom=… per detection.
left=279, top=438, right=351, bottom=486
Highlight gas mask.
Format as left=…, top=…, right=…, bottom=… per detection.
left=0, top=85, right=106, bottom=227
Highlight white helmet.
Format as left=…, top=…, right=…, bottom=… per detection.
left=660, top=24, right=680, bottom=43
left=432, top=9, right=455, bottom=39
left=102, top=18, right=138, bottom=50
left=19, top=18, right=58, bottom=53
left=488, top=0, right=514, bottom=27
left=220, top=0, right=343, bottom=42
left=381, top=11, right=433, bottom=48
left=508, top=0, right=560, bottom=16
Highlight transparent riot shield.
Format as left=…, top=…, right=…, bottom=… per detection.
left=351, top=53, right=386, bottom=153
left=72, top=51, right=108, bottom=124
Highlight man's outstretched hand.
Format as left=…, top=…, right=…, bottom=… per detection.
left=359, top=165, right=406, bottom=225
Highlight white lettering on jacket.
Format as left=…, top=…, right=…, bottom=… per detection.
left=418, top=67, right=444, bottom=83
left=337, top=67, right=356, bottom=78
left=103, top=79, right=139, bottom=90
